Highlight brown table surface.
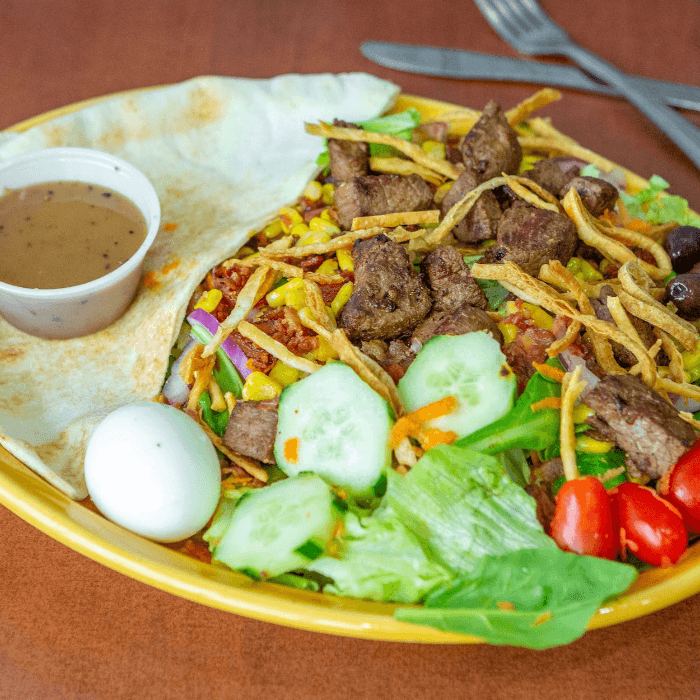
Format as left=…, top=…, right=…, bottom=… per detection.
left=2, top=1, right=700, bottom=698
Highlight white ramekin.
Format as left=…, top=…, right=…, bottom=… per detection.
left=0, top=147, right=161, bottom=339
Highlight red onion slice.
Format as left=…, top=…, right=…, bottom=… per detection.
left=558, top=350, right=600, bottom=398
left=187, top=308, right=252, bottom=380
left=672, top=394, right=700, bottom=413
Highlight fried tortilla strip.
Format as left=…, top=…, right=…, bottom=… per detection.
left=202, top=263, right=277, bottom=358
left=234, top=255, right=344, bottom=284
left=323, top=328, right=403, bottom=416
left=187, top=356, right=216, bottom=412
left=505, top=88, right=562, bottom=126
left=351, top=209, right=440, bottom=231
left=236, top=320, right=322, bottom=374
left=606, top=294, right=645, bottom=349
left=394, top=436, right=420, bottom=468
left=305, top=122, right=461, bottom=180
left=502, top=173, right=561, bottom=212
left=561, top=188, right=668, bottom=280
left=680, top=412, right=700, bottom=430
left=657, top=377, right=700, bottom=403
left=424, top=176, right=507, bottom=247
left=617, top=261, right=698, bottom=350
left=258, top=227, right=387, bottom=259
left=546, top=319, right=583, bottom=356
left=657, top=329, right=686, bottom=384
left=368, top=156, right=446, bottom=186
left=560, top=365, right=586, bottom=481
left=473, top=260, right=657, bottom=384
left=302, top=279, right=337, bottom=332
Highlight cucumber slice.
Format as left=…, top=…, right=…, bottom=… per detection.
left=274, top=362, right=393, bottom=496
left=398, top=332, right=516, bottom=439
left=211, top=473, right=339, bottom=578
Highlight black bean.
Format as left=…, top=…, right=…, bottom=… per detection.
left=667, top=273, right=700, bottom=320
left=664, top=225, right=700, bottom=273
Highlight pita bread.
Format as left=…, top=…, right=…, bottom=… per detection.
left=0, top=74, right=400, bottom=499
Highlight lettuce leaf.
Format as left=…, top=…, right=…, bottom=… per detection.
left=619, top=175, right=700, bottom=227
left=385, top=445, right=554, bottom=574
left=394, top=547, right=637, bottom=649
left=307, top=506, right=453, bottom=603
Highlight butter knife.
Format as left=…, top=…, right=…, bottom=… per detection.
left=360, top=41, right=700, bottom=112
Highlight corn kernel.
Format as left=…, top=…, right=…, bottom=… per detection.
left=523, top=302, right=554, bottom=331
left=505, top=300, right=520, bottom=316
left=579, top=258, right=603, bottom=282
left=263, top=219, right=285, bottom=239
left=298, top=230, right=332, bottom=246
left=576, top=434, right=614, bottom=454
left=194, top=289, right=223, bottom=313
left=320, top=207, right=338, bottom=223
left=330, top=282, right=354, bottom=316
left=303, top=180, right=323, bottom=202
left=285, top=287, right=307, bottom=310
left=309, top=217, right=341, bottom=235
left=518, top=155, right=540, bottom=174
left=421, top=140, right=446, bottom=159
left=269, top=361, right=304, bottom=387
left=316, top=259, right=339, bottom=275
left=336, top=249, right=354, bottom=271
left=266, top=277, right=303, bottom=307
left=573, top=403, right=594, bottom=424
left=433, top=181, right=453, bottom=205
left=279, top=207, right=304, bottom=233
left=321, top=183, right=335, bottom=205
left=290, top=222, right=310, bottom=238
left=241, top=371, right=283, bottom=401
left=305, top=335, right=339, bottom=362
left=497, top=322, right=519, bottom=345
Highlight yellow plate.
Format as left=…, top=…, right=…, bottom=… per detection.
left=2, top=88, right=700, bottom=644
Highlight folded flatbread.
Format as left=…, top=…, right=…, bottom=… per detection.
left=0, top=73, right=400, bottom=499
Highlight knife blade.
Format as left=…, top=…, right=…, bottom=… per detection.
left=361, top=41, right=700, bottom=112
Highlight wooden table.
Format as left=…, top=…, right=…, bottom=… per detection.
left=2, top=1, right=700, bottom=698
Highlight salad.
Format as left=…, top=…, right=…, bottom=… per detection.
left=158, top=88, right=700, bottom=649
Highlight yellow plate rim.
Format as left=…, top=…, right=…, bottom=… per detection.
left=2, top=84, right=700, bottom=644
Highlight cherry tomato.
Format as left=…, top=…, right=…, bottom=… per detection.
left=610, top=482, right=687, bottom=568
left=658, top=440, right=700, bottom=534
left=550, top=476, right=618, bottom=560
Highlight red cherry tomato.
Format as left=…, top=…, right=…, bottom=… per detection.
left=550, top=476, right=618, bottom=560
left=659, top=440, right=700, bottom=534
left=610, top=482, right=687, bottom=568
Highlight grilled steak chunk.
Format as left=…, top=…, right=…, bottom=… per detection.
left=460, top=100, right=522, bottom=182
left=491, top=205, right=578, bottom=276
left=360, top=338, right=415, bottom=382
left=223, top=398, right=279, bottom=464
left=584, top=374, right=696, bottom=479
left=560, top=176, right=619, bottom=216
left=520, top=157, right=580, bottom=196
left=588, top=285, right=656, bottom=367
left=334, top=173, right=433, bottom=229
left=422, top=244, right=488, bottom=311
left=327, top=119, right=369, bottom=182
left=411, top=304, right=502, bottom=346
left=338, top=234, right=432, bottom=340
left=440, top=169, right=503, bottom=243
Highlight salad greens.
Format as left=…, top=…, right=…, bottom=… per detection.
left=316, top=108, right=423, bottom=166
left=395, top=548, right=637, bottom=649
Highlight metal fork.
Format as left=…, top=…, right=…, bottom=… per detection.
left=474, top=0, right=700, bottom=172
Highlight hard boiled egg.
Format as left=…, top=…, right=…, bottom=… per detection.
left=84, top=401, right=221, bottom=542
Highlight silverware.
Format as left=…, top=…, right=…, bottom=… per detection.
left=473, top=0, right=700, bottom=171
left=360, top=41, right=700, bottom=113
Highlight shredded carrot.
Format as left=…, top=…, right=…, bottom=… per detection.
left=616, top=198, right=650, bottom=234
left=530, top=397, right=562, bottom=412
left=390, top=395, right=459, bottom=447
left=284, top=437, right=299, bottom=464
left=532, top=361, right=565, bottom=382
left=497, top=601, right=515, bottom=611
left=417, top=427, right=458, bottom=451
left=532, top=612, right=552, bottom=627
left=163, top=222, right=178, bottom=231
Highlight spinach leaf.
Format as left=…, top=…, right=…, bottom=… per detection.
left=395, top=547, right=637, bottom=649
left=455, top=364, right=562, bottom=455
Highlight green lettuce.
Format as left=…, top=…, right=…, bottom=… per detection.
left=307, top=506, right=453, bottom=603
left=395, top=547, right=637, bottom=649
left=385, top=445, right=554, bottom=574
left=618, top=175, right=700, bottom=227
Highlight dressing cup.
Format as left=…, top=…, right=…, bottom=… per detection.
left=0, top=147, right=160, bottom=339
